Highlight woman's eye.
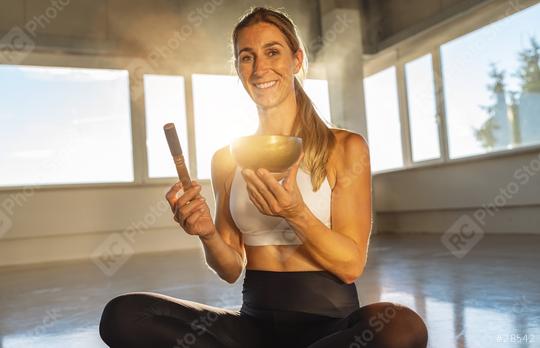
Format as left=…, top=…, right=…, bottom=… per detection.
left=241, top=55, right=253, bottom=62
left=268, top=50, right=279, bottom=56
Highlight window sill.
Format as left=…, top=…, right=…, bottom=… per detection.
left=373, top=142, right=540, bottom=176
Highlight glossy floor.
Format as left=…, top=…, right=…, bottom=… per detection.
left=0, top=234, right=538, bottom=348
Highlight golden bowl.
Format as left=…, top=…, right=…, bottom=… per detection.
left=230, top=135, right=303, bottom=172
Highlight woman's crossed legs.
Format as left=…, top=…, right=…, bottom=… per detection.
left=306, top=302, right=428, bottom=348
left=99, top=292, right=428, bottom=348
left=99, top=292, right=268, bottom=348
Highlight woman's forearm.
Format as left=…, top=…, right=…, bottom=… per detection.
left=286, top=206, right=366, bottom=284
left=199, top=228, right=244, bottom=284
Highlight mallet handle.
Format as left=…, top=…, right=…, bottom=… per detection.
left=163, top=123, right=192, bottom=190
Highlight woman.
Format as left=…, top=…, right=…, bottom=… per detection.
left=99, top=6, right=428, bottom=348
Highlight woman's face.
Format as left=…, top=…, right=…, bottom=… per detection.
left=235, top=22, right=302, bottom=109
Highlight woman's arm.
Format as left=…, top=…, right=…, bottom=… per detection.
left=199, top=231, right=244, bottom=284
left=286, top=132, right=372, bottom=284
left=201, top=147, right=247, bottom=284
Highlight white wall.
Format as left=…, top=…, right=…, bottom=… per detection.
left=374, top=149, right=540, bottom=234
left=0, top=183, right=207, bottom=267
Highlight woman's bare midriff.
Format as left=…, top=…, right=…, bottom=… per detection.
left=245, top=244, right=324, bottom=271
left=236, top=128, right=344, bottom=272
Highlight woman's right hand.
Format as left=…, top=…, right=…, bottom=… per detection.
left=165, top=180, right=216, bottom=240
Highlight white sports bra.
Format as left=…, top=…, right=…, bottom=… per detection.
left=229, top=166, right=332, bottom=246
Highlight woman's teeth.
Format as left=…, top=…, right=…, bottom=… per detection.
left=255, top=80, right=277, bottom=89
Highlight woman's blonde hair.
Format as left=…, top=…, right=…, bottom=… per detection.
left=231, top=6, right=337, bottom=192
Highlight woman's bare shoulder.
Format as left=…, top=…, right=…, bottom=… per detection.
left=328, top=128, right=369, bottom=171
left=328, top=128, right=368, bottom=154
left=329, top=127, right=365, bottom=138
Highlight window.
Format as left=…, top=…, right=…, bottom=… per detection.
left=0, top=65, right=133, bottom=187
left=441, top=4, right=540, bottom=158
left=405, top=54, right=441, bottom=162
left=192, top=74, right=258, bottom=180
left=143, top=75, right=189, bottom=178
left=364, top=67, right=403, bottom=172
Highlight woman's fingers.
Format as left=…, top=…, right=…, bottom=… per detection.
left=166, top=181, right=201, bottom=211
left=185, top=207, right=206, bottom=227
left=165, top=181, right=183, bottom=211
left=166, top=179, right=212, bottom=236
left=247, top=189, right=266, bottom=214
left=176, top=183, right=202, bottom=208
left=175, top=197, right=206, bottom=227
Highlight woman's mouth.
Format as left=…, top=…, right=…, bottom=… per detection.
left=254, top=80, right=278, bottom=89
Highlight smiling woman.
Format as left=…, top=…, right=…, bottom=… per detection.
left=99, top=6, right=428, bottom=348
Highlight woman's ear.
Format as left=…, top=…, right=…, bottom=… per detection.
left=294, top=49, right=304, bottom=74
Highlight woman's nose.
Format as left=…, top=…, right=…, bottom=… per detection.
left=253, top=56, right=271, bottom=75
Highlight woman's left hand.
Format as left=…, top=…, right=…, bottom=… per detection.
left=241, top=152, right=306, bottom=220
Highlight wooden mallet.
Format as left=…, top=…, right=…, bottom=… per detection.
left=163, top=123, right=192, bottom=190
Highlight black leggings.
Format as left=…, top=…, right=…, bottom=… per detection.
left=99, top=270, right=428, bottom=348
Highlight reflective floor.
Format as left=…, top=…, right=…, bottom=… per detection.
left=0, top=234, right=538, bottom=348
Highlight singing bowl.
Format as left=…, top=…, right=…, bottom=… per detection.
left=230, top=135, right=303, bottom=172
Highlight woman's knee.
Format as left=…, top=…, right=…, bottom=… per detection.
left=354, top=302, right=428, bottom=348
left=382, top=302, right=427, bottom=348
left=99, top=293, right=151, bottom=346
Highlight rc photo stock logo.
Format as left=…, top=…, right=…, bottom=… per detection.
left=442, top=151, right=540, bottom=258
left=91, top=198, right=170, bottom=276
left=0, top=189, right=35, bottom=239
left=0, top=27, right=36, bottom=64
left=441, top=215, right=484, bottom=259
left=0, top=207, right=14, bottom=239
left=91, top=232, right=135, bottom=277
left=127, top=58, right=153, bottom=102
left=0, top=0, right=72, bottom=64
left=125, top=0, right=225, bottom=102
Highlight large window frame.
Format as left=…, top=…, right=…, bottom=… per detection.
left=0, top=57, right=146, bottom=191
left=2, top=0, right=537, bottom=189
left=0, top=56, right=199, bottom=190
left=364, top=0, right=540, bottom=175
left=0, top=50, right=331, bottom=190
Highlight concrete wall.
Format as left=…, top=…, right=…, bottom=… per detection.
left=0, top=0, right=324, bottom=74
left=361, top=0, right=489, bottom=53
